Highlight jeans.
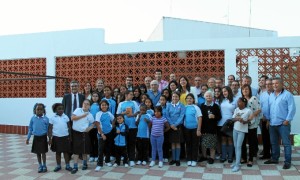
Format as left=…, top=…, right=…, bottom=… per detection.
left=269, top=124, right=292, bottom=164
left=233, top=129, right=245, bottom=167
left=151, top=135, right=164, bottom=161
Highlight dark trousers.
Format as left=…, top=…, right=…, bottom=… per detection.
left=184, top=128, right=200, bottom=161
left=242, top=128, right=258, bottom=161
left=89, top=128, right=98, bottom=158
left=261, top=120, right=271, bottom=157
left=136, top=137, right=149, bottom=162
left=115, top=145, right=128, bottom=165
left=127, top=128, right=137, bottom=161
left=163, top=131, right=170, bottom=159
left=97, top=131, right=113, bottom=166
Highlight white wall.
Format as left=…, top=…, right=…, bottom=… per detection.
left=0, top=29, right=299, bottom=134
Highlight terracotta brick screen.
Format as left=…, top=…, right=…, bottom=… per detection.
left=236, top=48, right=300, bottom=95
left=0, top=58, right=46, bottom=98
left=55, top=50, right=225, bottom=97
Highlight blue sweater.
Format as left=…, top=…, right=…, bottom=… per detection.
left=166, top=102, right=186, bottom=126
left=27, top=115, right=49, bottom=140
left=114, top=123, right=128, bottom=146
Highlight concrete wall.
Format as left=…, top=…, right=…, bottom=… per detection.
left=0, top=29, right=299, bottom=133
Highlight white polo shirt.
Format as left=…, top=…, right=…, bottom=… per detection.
left=49, top=113, right=70, bottom=137
left=72, top=108, right=94, bottom=132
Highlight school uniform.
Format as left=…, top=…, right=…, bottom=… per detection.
left=166, top=102, right=185, bottom=143
left=102, top=97, right=117, bottom=115
left=95, top=111, right=114, bottom=166
left=114, top=123, right=129, bottom=165
left=136, top=113, right=151, bottom=162
left=27, top=115, right=49, bottom=154
left=72, top=108, right=94, bottom=154
left=49, top=113, right=71, bottom=153
left=89, top=103, right=100, bottom=158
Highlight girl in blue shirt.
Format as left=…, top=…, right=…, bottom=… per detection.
left=26, top=103, right=49, bottom=173
left=145, top=98, right=154, bottom=117
left=89, top=92, right=100, bottom=162
left=95, top=100, right=115, bottom=171
left=102, top=86, right=117, bottom=115
left=166, top=91, right=186, bottom=166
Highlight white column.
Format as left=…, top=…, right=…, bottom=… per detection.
left=224, top=48, right=237, bottom=85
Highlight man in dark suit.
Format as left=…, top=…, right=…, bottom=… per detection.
left=62, top=80, right=85, bottom=119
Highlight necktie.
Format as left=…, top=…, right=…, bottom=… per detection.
left=73, top=94, right=77, bottom=111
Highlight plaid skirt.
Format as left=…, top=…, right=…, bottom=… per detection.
left=201, top=134, right=217, bottom=149
left=72, top=130, right=91, bottom=154
left=32, top=135, right=48, bottom=154
left=50, top=135, right=71, bottom=153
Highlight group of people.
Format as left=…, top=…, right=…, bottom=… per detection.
left=26, top=69, right=296, bottom=174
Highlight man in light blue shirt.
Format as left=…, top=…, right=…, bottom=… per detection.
left=147, top=80, right=161, bottom=106
left=264, top=77, right=296, bottom=169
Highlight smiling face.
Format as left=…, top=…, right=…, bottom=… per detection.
left=172, top=93, right=180, bottom=104
left=70, top=82, right=79, bottom=94
left=185, top=95, right=194, bottom=105
left=82, top=100, right=91, bottom=111
left=242, top=86, right=250, bottom=98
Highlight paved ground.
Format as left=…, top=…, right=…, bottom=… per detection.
left=1, top=133, right=300, bottom=180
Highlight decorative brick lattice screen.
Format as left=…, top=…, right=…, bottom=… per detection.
left=0, top=58, right=46, bottom=98
left=56, top=50, right=225, bottom=97
left=236, top=48, right=300, bottom=95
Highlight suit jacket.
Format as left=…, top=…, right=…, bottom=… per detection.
left=62, top=93, right=85, bottom=119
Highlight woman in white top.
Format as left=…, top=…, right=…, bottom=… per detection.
left=218, top=86, right=236, bottom=163
left=71, top=99, right=95, bottom=174
left=231, top=97, right=252, bottom=172
left=241, top=84, right=262, bottom=167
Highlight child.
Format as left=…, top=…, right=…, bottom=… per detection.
left=149, top=106, right=170, bottom=168
left=144, top=98, right=154, bottom=117
left=89, top=92, right=100, bottom=162
left=113, top=114, right=129, bottom=167
left=71, top=99, right=95, bottom=174
left=26, top=103, right=49, bottom=173
left=48, top=103, right=72, bottom=172
left=116, top=90, right=140, bottom=167
left=94, top=100, right=115, bottom=171
left=160, top=95, right=171, bottom=163
left=102, top=86, right=117, bottom=115
left=135, top=104, right=151, bottom=165
left=231, top=97, right=252, bottom=172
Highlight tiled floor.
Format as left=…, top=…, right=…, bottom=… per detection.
left=1, top=133, right=300, bottom=180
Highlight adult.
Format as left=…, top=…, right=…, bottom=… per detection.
left=231, top=80, right=242, bottom=99
left=125, top=76, right=134, bottom=91
left=258, top=75, right=268, bottom=97
left=178, top=76, right=198, bottom=105
left=191, top=76, right=202, bottom=96
left=264, top=77, right=296, bottom=169
left=241, top=75, right=258, bottom=96
left=62, top=80, right=85, bottom=119
left=168, top=80, right=178, bottom=93
left=95, top=79, right=105, bottom=99
left=197, top=84, right=208, bottom=107
left=147, top=80, right=162, bottom=106
left=144, top=77, right=152, bottom=91
left=169, top=73, right=176, bottom=82
left=259, top=78, right=273, bottom=160
left=207, top=77, right=216, bottom=93
left=215, top=78, right=223, bottom=88
left=227, top=75, right=235, bottom=86
left=82, top=82, right=93, bottom=99
left=155, top=69, right=168, bottom=91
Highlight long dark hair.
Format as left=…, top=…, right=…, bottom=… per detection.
left=178, top=76, right=191, bottom=93
left=221, top=86, right=234, bottom=103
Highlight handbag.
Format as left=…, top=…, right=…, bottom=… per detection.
left=221, top=119, right=234, bottom=137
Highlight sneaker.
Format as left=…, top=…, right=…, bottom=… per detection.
left=121, top=156, right=124, bottom=161
left=53, top=166, right=61, bottom=172
left=94, top=157, right=98, bottom=162
left=232, top=165, right=240, bottom=172
left=176, top=161, right=180, bottom=166
left=283, top=163, right=291, bottom=169
left=71, top=168, right=78, bottom=174
left=82, top=164, right=88, bottom=170
left=264, top=159, right=279, bottom=164
left=158, top=161, right=163, bottom=168
left=38, top=166, right=43, bottom=173
left=113, top=163, right=118, bottom=167
left=208, top=158, right=214, bottom=164
left=124, top=163, right=129, bottom=168
left=105, top=162, right=112, bottom=167
left=95, top=166, right=102, bottom=171
left=215, top=154, right=221, bottom=160
left=187, top=161, right=192, bottom=166
left=89, top=157, right=95, bottom=162
left=142, top=161, right=147, bottom=165
left=149, top=161, right=155, bottom=167
left=42, top=166, right=47, bottom=173
left=136, top=161, right=142, bottom=165
left=169, top=160, right=176, bottom=165
left=110, top=156, right=116, bottom=161
left=65, top=166, right=72, bottom=171
left=191, top=161, right=197, bottom=167
left=129, top=161, right=135, bottom=167
left=163, top=158, right=169, bottom=163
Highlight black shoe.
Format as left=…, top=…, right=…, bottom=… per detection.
left=247, top=161, right=253, bottom=167
left=65, top=166, right=72, bottom=171
left=176, top=161, right=180, bottom=166
left=220, top=159, right=227, bottom=163
left=53, top=166, right=61, bottom=172
left=169, top=160, right=176, bottom=165
left=82, top=164, right=88, bottom=170
left=259, top=155, right=271, bottom=160
left=264, top=159, right=279, bottom=164
left=198, top=157, right=208, bottom=162
left=38, top=166, right=43, bottom=173
left=207, top=158, right=214, bottom=164
left=228, top=159, right=233, bottom=163
left=71, top=168, right=78, bottom=174
left=283, top=163, right=291, bottom=169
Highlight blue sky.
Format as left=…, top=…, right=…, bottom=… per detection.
left=0, top=0, right=298, bottom=43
